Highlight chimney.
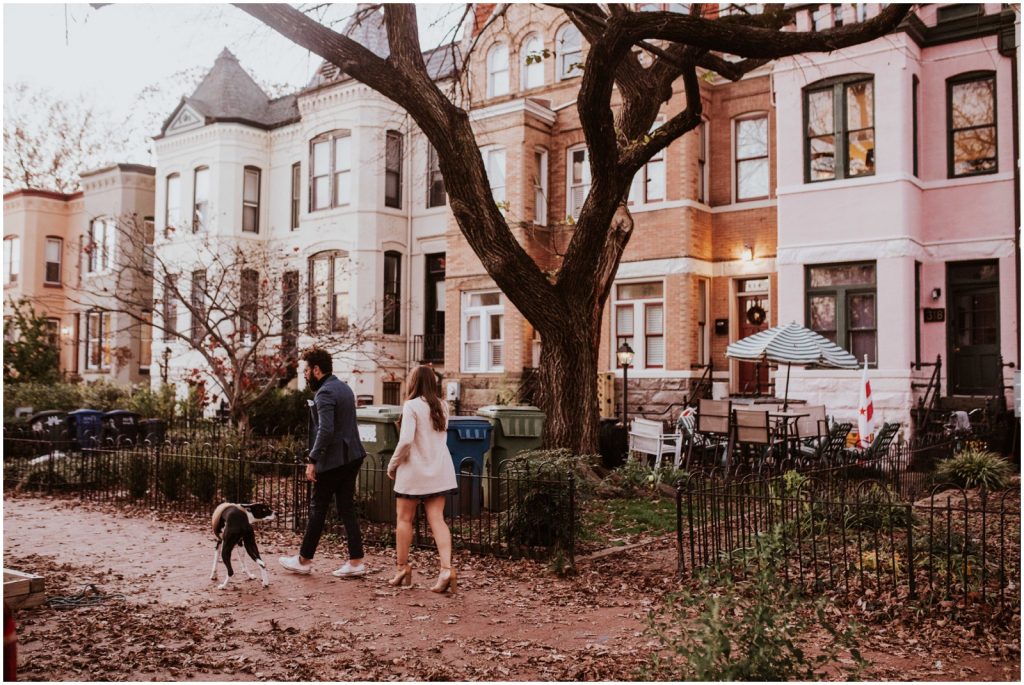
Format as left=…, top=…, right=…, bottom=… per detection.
left=472, top=3, right=496, bottom=37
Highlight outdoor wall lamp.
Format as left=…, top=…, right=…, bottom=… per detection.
left=741, top=244, right=754, bottom=262
left=931, top=287, right=942, bottom=301
left=616, top=342, right=634, bottom=426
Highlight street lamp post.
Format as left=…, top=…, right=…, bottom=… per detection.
left=616, top=342, right=635, bottom=427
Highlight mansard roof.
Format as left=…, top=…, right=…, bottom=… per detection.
left=307, top=5, right=461, bottom=90
left=158, top=49, right=299, bottom=137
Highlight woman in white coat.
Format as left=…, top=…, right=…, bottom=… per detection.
left=386, top=365, right=458, bottom=593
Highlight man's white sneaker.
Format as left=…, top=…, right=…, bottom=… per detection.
left=278, top=555, right=312, bottom=575
left=332, top=562, right=368, bottom=578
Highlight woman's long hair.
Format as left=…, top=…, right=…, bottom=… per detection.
left=404, top=366, right=446, bottom=432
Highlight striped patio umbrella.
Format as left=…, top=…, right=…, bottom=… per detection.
left=726, top=322, right=859, bottom=409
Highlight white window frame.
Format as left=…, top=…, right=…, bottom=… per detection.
left=310, top=130, right=352, bottom=211
left=44, top=237, right=62, bottom=285
left=192, top=166, right=209, bottom=233
left=461, top=290, right=505, bottom=373
left=84, top=310, right=112, bottom=371
left=556, top=24, right=583, bottom=81
left=483, top=146, right=506, bottom=210
left=612, top=280, right=666, bottom=370
left=164, top=173, right=181, bottom=237
left=521, top=34, right=544, bottom=90
left=86, top=218, right=115, bottom=274
left=4, top=236, right=20, bottom=285
left=628, top=121, right=668, bottom=207
left=733, top=112, right=770, bottom=202
left=487, top=43, right=510, bottom=97
left=533, top=147, right=548, bottom=226
left=242, top=166, right=260, bottom=233
left=567, top=145, right=591, bottom=220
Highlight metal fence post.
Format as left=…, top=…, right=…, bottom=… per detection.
left=568, top=472, right=576, bottom=566
left=905, top=504, right=916, bottom=599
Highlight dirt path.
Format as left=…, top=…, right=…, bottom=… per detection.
left=3, top=494, right=1019, bottom=681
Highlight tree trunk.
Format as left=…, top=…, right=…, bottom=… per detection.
left=536, top=319, right=602, bottom=454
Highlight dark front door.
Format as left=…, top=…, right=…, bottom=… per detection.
left=948, top=261, right=1000, bottom=395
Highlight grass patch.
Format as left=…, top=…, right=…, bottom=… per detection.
left=584, top=496, right=677, bottom=548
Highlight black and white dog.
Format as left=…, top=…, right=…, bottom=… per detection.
left=210, top=502, right=275, bottom=589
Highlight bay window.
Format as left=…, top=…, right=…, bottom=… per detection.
left=309, top=250, right=349, bottom=333
left=310, top=130, right=352, bottom=211
left=4, top=236, right=20, bottom=285
left=484, top=147, right=506, bottom=208
left=567, top=146, right=591, bottom=219
left=426, top=143, right=446, bottom=208
left=533, top=148, right=548, bottom=225
left=165, top=173, right=180, bottom=236
left=87, top=218, right=115, bottom=273
left=385, top=130, right=403, bottom=208
left=383, top=251, right=401, bottom=335
left=947, top=72, right=997, bottom=177
left=242, top=166, right=260, bottom=233
left=44, top=237, right=62, bottom=285
left=804, top=75, right=875, bottom=182
left=806, top=262, right=877, bottom=363
left=193, top=166, right=209, bottom=232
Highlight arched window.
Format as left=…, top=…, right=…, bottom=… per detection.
left=556, top=24, right=582, bottom=80
left=487, top=43, right=510, bottom=97
left=521, top=34, right=544, bottom=90
left=308, top=250, right=350, bottom=334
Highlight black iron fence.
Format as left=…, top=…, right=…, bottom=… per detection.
left=676, top=436, right=1020, bottom=613
left=2, top=437, right=575, bottom=562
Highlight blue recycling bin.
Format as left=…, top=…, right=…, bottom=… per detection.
left=445, top=416, right=493, bottom=517
left=68, top=409, right=104, bottom=448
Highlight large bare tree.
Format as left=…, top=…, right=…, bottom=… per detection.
left=236, top=2, right=911, bottom=452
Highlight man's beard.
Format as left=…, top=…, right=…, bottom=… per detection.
left=309, top=374, right=325, bottom=391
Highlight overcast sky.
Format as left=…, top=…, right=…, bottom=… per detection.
left=3, top=2, right=463, bottom=161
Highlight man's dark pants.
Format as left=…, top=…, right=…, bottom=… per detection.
left=300, top=459, right=364, bottom=560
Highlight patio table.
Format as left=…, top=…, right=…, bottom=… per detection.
left=769, top=411, right=810, bottom=460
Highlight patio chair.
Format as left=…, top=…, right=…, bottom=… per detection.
left=684, top=399, right=732, bottom=471
left=628, top=417, right=680, bottom=469
left=731, top=409, right=774, bottom=474
left=842, top=422, right=900, bottom=464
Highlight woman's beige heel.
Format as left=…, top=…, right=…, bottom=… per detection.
left=430, top=567, right=456, bottom=594
left=388, top=564, right=412, bottom=587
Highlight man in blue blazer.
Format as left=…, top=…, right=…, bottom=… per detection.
left=280, top=348, right=368, bottom=577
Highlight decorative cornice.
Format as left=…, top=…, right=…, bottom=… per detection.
left=470, top=97, right=557, bottom=125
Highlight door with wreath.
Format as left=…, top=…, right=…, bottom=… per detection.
left=736, top=278, right=771, bottom=395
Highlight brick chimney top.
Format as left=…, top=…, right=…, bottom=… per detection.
left=472, top=3, right=496, bottom=37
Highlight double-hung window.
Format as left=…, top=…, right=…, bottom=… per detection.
left=239, top=268, right=259, bottom=344
left=290, top=163, right=301, bottom=229
left=487, top=43, right=510, bottom=97
left=44, top=237, right=62, bottom=285
left=484, top=147, right=506, bottom=209
left=165, top=173, right=180, bottom=237
left=521, top=34, right=544, bottom=89
left=4, top=236, right=20, bottom=285
left=947, top=72, right=997, bottom=177
left=193, top=166, right=209, bottom=232
left=385, top=130, right=403, bottom=209
left=309, top=250, right=349, bottom=333
left=426, top=144, right=446, bottom=208
left=614, top=281, right=665, bottom=369
left=533, top=148, right=548, bottom=225
left=804, top=75, right=875, bottom=182
left=87, top=218, right=115, bottom=273
left=462, top=291, right=504, bottom=373
left=383, top=251, right=401, bottom=335
left=629, top=146, right=666, bottom=205
left=556, top=24, right=582, bottom=80
left=162, top=274, right=178, bottom=341
left=84, top=310, right=112, bottom=371
left=190, top=269, right=206, bottom=344
left=44, top=318, right=60, bottom=349
left=567, top=146, right=591, bottom=220
left=806, top=262, right=877, bottom=363
left=242, top=166, right=260, bottom=233
left=735, top=114, right=769, bottom=200
left=310, top=130, right=352, bottom=211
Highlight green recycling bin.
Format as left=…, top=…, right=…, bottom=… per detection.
left=476, top=405, right=545, bottom=510
left=355, top=405, right=403, bottom=523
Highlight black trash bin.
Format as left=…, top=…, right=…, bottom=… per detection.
left=102, top=410, right=142, bottom=446
left=67, top=409, right=104, bottom=448
left=27, top=411, right=69, bottom=443
left=598, top=417, right=628, bottom=469
left=139, top=418, right=167, bottom=445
